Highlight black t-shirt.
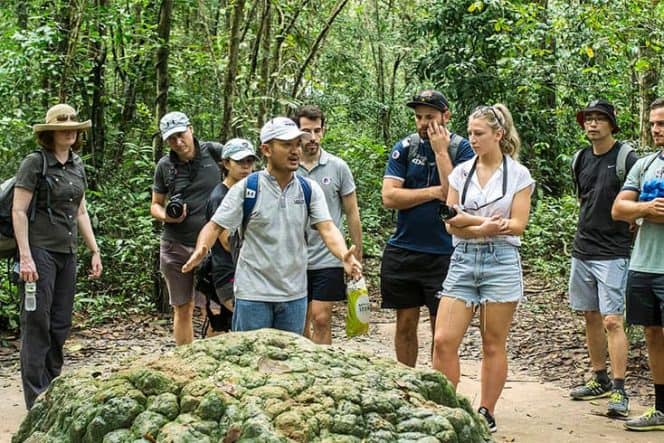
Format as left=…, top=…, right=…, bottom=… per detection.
left=152, top=139, right=221, bottom=246
left=206, top=183, right=235, bottom=287
left=572, top=142, right=638, bottom=259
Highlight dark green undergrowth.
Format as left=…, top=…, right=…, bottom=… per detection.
left=521, top=194, right=578, bottom=279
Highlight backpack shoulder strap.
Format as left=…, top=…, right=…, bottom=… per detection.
left=448, top=133, right=462, bottom=162
left=241, top=172, right=260, bottom=231
left=296, top=175, right=312, bottom=214
left=571, top=148, right=584, bottom=198
left=615, top=141, right=635, bottom=182
left=639, top=152, right=660, bottom=182
left=406, top=133, right=420, bottom=165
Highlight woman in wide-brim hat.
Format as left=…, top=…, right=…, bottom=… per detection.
left=13, top=103, right=102, bottom=410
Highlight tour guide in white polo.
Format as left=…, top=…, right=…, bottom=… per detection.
left=182, top=117, right=362, bottom=333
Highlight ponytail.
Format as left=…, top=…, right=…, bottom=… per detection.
left=468, top=103, right=521, bottom=159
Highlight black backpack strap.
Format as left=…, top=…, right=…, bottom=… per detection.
left=39, top=150, right=55, bottom=224
left=570, top=148, right=585, bottom=199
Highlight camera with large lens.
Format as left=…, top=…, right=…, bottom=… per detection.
left=439, top=204, right=457, bottom=221
left=166, top=194, right=185, bottom=219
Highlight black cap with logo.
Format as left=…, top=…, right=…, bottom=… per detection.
left=407, top=90, right=449, bottom=113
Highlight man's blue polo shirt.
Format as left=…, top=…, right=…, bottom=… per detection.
left=384, top=134, right=474, bottom=255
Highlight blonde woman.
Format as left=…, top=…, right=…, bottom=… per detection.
left=432, top=104, right=534, bottom=433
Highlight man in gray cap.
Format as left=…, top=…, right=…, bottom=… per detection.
left=183, top=117, right=362, bottom=334
left=568, top=99, right=638, bottom=417
left=151, top=111, right=221, bottom=345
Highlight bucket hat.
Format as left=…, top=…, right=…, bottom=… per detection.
left=576, top=99, right=619, bottom=133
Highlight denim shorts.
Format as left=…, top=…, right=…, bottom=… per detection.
left=232, top=297, right=308, bottom=334
left=568, top=257, right=628, bottom=315
left=440, top=241, right=523, bottom=306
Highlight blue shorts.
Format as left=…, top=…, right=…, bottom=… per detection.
left=568, top=257, right=627, bottom=315
left=440, top=242, right=523, bottom=306
left=232, top=297, right=307, bottom=334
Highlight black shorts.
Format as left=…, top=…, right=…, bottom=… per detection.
left=307, top=268, right=346, bottom=302
left=626, top=270, right=664, bottom=326
left=380, top=244, right=451, bottom=316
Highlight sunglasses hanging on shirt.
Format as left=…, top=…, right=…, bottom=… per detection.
left=460, top=155, right=508, bottom=211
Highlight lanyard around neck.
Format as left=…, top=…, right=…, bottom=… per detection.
left=460, top=155, right=508, bottom=210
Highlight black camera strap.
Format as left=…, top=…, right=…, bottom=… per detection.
left=166, top=145, right=201, bottom=198
left=460, top=155, right=507, bottom=209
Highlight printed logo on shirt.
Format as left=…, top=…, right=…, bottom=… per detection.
left=392, top=150, right=400, bottom=160
left=411, top=156, right=426, bottom=166
left=294, top=198, right=305, bottom=205
left=608, top=164, right=616, bottom=169
left=322, top=177, right=331, bottom=185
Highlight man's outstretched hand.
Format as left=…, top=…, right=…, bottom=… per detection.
left=182, top=246, right=208, bottom=273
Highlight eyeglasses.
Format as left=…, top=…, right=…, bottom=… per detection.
left=55, top=114, right=79, bottom=122
left=584, top=115, right=609, bottom=124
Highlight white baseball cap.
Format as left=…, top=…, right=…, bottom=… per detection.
left=259, top=117, right=311, bottom=144
left=159, top=112, right=190, bottom=141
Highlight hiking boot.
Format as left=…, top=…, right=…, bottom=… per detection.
left=607, top=389, right=629, bottom=417
left=478, top=406, right=497, bottom=433
left=569, top=379, right=612, bottom=400
left=624, top=407, right=664, bottom=431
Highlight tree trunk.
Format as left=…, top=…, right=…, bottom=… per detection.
left=269, top=0, right=310, bottom=93
left=57, top=2, right=84, bottom=102
left=16, top=0, right=28, bottom=29
left=638, top=47, right=658, bottom=149
left=220, top=0, right=246, bottom=140
left=87, top=0, right=108, bottom=188
left=153, top=0, right=173, bottom=313
left=291, top=0, right=350, bottom=98
left=638, top=0, right=661, bottom=149
left=257, top=0, right=272, bottom=125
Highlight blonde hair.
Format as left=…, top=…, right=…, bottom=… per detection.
left=468, top=103, right=521, bottom=159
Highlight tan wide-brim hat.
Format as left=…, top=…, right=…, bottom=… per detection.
left=32, top=104, right=92, bottom=133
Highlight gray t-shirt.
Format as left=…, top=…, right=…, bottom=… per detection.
left=298, top=149, right=356, bottom=269
left=622, top=153, right=664, bottom=274
left=211, top=170, right=332, bottom=302
left=152, top=139, right=221, bottom=246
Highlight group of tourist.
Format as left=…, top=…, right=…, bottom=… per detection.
left=12, top=93, right=664, bottom=435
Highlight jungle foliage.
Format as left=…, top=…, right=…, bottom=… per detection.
left=0, top=0, right=663, bottom=330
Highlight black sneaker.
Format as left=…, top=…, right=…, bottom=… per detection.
left=478, top=406, right=497, bottom=433
left=569, top=378, right=612, bottom=400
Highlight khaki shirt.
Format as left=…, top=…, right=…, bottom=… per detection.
left=15, top=149, right=87, bottom=254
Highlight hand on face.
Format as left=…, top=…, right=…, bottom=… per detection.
left=427, top=120, right=451, bottom=156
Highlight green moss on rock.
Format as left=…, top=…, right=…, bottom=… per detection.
left=13, top=329, right=491, bottom=442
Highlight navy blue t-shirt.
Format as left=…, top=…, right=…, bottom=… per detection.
left=384, top=134, right=474, bottom=255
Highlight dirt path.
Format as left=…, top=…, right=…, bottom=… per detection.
left=1, top=313, right=661, bottom=443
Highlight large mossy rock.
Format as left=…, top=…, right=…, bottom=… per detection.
left=14, top=329, right=491, bottom=442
